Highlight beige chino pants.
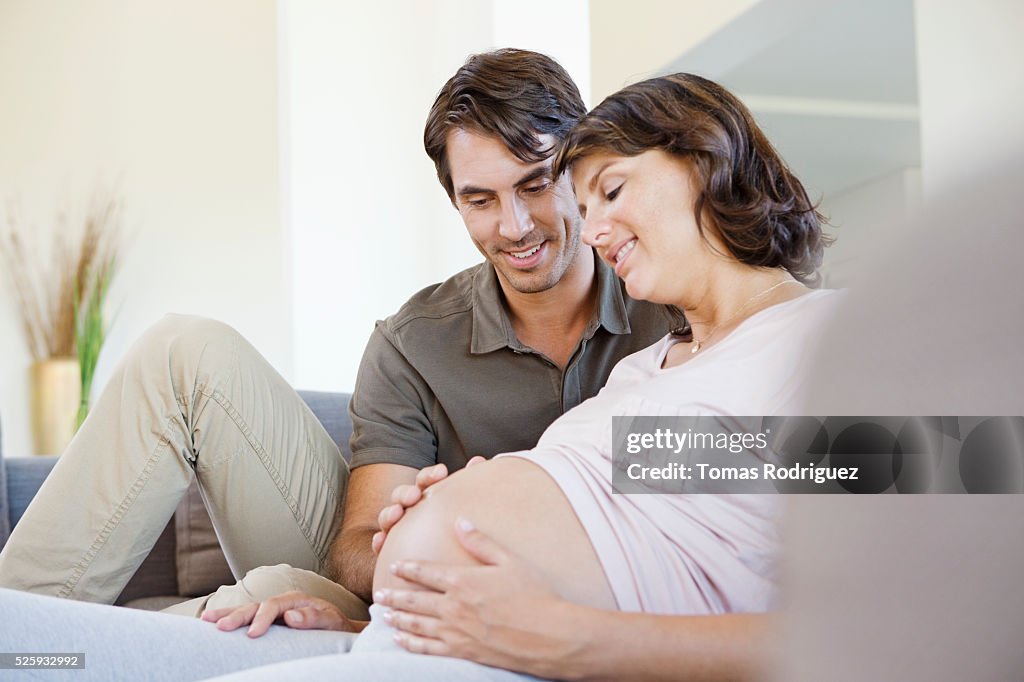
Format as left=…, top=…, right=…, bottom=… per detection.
left=0, top=315, right=368, bottom=619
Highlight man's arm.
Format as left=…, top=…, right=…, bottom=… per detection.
left=324, top=462, right=418, bottom=603
left=327, top=321, right=445, bottom=600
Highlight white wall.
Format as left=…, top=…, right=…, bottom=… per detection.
left=493, top=0, right=592, bottom=106
left=914, top=0, right=1024, bottom=196
left=819, top=168, right=922, bottom=287
left=284, top=0, right=592, bottom=392
left=0, top=0, right=287, bottom=455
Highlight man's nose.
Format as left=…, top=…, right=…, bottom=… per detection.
left=498, top=196, right=533, bottom=241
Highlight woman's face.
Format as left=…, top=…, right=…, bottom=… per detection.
left=572, top=149, right=722, bottom=306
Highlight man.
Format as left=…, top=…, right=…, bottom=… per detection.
left=0, top=49, right=671, bottom=621
left=328, top=48, right=672, bottom=603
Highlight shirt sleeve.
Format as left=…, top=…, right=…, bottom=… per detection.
left=348, top=322, right=439, bottom=470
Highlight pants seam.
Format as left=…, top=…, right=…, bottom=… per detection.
left=58, top=415, right=179, bottom=600
left=198, top=387, right=336, bottom=566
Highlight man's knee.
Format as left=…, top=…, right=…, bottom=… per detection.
left=146, top=314, right=242, bottom=357
left=237, top=563, right=300, bottom=600
left=126, top=315, right=244, bottom=380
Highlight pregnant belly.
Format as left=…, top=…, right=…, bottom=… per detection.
left=373, top=457, right=617, bottom=611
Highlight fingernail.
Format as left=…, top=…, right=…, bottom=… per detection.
left=288, top=610, right=304, bottom=624
left=456, top=517, right=475, bottom=532
left=374, top=589, right=388, bottom=603
left=389, top=562, right=399, bottom=574
left=382, top=610, right=393, bottom=624
left=393, top=632, right=405, bottom=645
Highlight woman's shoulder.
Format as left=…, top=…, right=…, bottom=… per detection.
left=742, top=288, right=846, bottom=339
left=774, top=287, right=845, bottom=315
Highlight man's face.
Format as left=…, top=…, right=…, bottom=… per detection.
left=447, top=128, right=584, bottom=295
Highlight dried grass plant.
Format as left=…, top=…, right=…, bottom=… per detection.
left=0, top=194, right=121, bottom=365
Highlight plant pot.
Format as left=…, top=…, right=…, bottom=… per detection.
left=30, top=357, right=81, bottom=455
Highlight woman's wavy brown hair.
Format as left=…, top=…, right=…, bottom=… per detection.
left=553, top=73, right=830, bottom=285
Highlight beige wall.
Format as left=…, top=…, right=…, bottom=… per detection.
left=0, top=0, right=287, bottom=455
left=589, top=0, right=757, bottom=103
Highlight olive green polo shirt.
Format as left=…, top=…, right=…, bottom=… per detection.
left=348, top=254, right=675, bottom=471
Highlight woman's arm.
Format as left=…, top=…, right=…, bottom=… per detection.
left=376, top=519, right=772, bottom=682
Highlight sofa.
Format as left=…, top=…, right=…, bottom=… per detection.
left=0, top=390, right=354, bottom=610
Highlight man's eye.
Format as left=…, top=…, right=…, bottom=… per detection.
left=606, top=184, right=623, bottom=202
left=523, top=182, right=549, bottom=195
left=466, top=197, right=491, bottom=208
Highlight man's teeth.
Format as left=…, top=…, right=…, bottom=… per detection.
left=615, top=239, right=636, bottom=263
left=511, top=244, right=542, bottom=259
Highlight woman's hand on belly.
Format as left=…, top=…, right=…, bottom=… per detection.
left=375, top=519, right=587, bottom=679
left=371, top=457, right=616, bottom=610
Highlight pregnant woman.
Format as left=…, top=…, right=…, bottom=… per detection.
left=0, top=73, right=838, bottom=682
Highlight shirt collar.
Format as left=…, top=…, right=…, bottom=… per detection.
left=470, top=251, right=632, bottom=355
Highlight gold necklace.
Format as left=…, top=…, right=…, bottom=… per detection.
left=690, top=278, right=800, bottom=354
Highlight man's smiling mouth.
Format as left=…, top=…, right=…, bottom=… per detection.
left=510, top=244, right=542, bottom=259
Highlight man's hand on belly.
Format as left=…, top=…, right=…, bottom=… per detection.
left=372, top=456, right=486, bottom=554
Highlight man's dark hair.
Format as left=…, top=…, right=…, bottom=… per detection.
left=424, top=48, right=587, bottom=203
left=554, top=73, right=830, bottom=285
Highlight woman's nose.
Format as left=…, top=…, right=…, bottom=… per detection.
left=581, top=212, right=610, bottom=247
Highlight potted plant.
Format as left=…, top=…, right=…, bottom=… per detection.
left=0, top=194, right=121, bottom=454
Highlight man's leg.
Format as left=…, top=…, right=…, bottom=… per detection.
left=0, top=588, right=355, bottom=682
left=0, top=315, right=349, bottom=605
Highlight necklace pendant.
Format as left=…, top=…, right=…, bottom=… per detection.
left=691, top=340, right=701, bottom=354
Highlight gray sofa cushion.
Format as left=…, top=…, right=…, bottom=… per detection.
left=5, top=455, right=56, bottom=533
left=296, top=390, right=353, bottom=463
